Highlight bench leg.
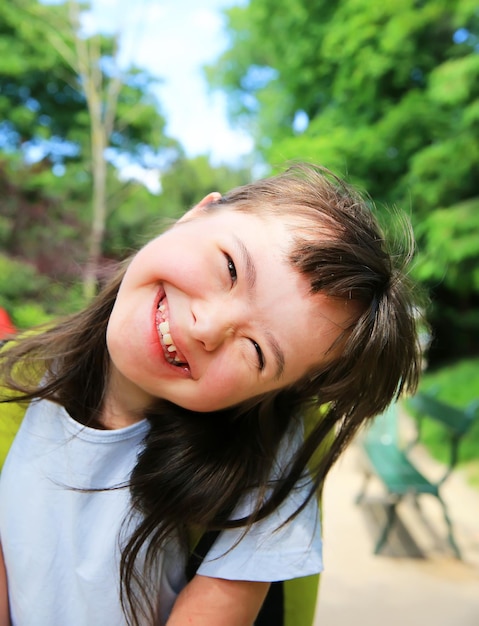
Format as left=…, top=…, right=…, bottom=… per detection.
left=374, top=501, right=397, bottom=554
left=355, top=471, right=371, bottom=505
left=438, top=494, right=461, bottom=559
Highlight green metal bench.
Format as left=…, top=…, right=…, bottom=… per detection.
left=356, top=393, right=479, bottom=558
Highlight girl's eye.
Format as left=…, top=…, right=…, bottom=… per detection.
left=251, top=340, right=265, bottom=370
left=225, top=254, right=237, bottom=284
left=223, top=253, right=262, bottom=370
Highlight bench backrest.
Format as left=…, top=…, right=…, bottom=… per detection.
left=407, top=391, right=479, bottom=482
left=408, top=392, right=478, bottom=438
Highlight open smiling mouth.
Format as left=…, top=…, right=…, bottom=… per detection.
left=156, top=297, right=189, bottom=368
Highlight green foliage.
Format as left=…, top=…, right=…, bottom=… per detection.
left=0, top=0, right=85, bottom=153
left=104, top=155, right=253, bottom=256
left=0, top=0, right=255, bottom=312
left=0, top=252, right=88, bottom=330
left=0, top=0, right=175, bottom=163
left=159, top=155, right=252, bottom=217
left=0, top=254, right=51, bottom=328
left=413, top=198, right=479, bottom=295
left=420, top=358, right=479, bottom=407
left=0, top=0, right=187, bottom=298
left=208, top=0, right=479, bottom=363
left=0, top=155, right=90, bottom=276
left=104, top=181, right=166, bottom=256
left=11, top=302, right=52, bottom=329
left=0, top=254, right=49, bottom=304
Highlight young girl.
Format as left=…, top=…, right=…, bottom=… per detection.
left=0, top=163, right=422, bottom=626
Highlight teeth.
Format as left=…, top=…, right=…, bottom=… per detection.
left=159, top=321, right=169, bottom=334
left=157, top=297, right=184, bottom=365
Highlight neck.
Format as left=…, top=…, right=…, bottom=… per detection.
left=100, top=366, right=151, bottom=429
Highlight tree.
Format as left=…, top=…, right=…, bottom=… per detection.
left=207, top=0, right=479, bottom=362
left=103, top=155, right=252, bottom=258
left=0, top=0, right=179, bottom=297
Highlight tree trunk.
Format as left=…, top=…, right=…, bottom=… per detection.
left=83, top=122, right=108, bottom=299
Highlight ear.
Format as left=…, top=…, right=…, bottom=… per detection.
left=197, top=191, right=222, bottom=208
left=178, top=192, right=222, bottom=222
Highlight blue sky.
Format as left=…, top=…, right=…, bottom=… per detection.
left=83, top=0, right=252, bottom=165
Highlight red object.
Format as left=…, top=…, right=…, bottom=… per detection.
left=0, top=308, right=15, bottom=339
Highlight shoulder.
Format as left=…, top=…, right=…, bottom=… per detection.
left=197, top=493, right=322, bottom=582
left=196, top=418, right=323, bottom=583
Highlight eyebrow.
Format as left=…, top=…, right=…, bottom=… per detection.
left=265, top=329, right=285, bottom=380
left=234, top=236, right=286, bottom=380
left=235, top=236, right=256, bottom=291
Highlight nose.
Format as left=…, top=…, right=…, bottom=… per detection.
left=191, top=300, right=235, bottom=351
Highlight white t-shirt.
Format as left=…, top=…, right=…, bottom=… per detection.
left=0, top=399, right=322, bottom=626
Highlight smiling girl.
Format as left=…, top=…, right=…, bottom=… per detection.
left=0, top=164, right=422, bottom=626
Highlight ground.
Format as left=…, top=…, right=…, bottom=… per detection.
left=314, top=435, right=479, bottom=626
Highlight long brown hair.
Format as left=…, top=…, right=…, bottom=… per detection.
left=0, top=164, right=423, bottom=625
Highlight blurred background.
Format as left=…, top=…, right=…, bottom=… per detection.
left=0, top=0, right=478, bottom=621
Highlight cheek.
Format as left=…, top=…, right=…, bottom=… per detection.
left=105, top=319, right=131, bottom=377
left=206, top=367, right=243, bottom=397
left=197, top=363, right=257, bottom=409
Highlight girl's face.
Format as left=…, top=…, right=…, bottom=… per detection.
left=106, top=197, right=356, bottom=416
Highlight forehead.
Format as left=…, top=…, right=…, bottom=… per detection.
left=182, top=204, right=294, bottom=250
